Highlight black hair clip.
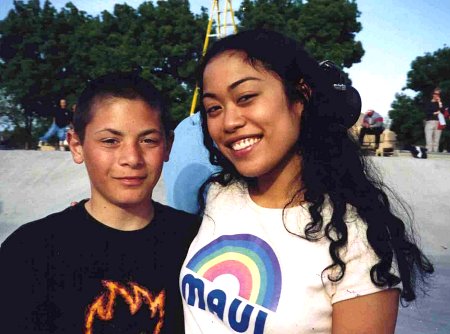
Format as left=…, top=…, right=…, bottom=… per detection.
left=319, top=60, right=361, bottom=129
left=319, top=60, right=347, bottom=91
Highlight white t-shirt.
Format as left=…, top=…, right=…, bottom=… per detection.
left=180, top=182, right=400, bottom=334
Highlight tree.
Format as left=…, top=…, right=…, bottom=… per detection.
left=0, top=88, right=24, bottom=130
left=0, top=0, right=365, bottom=149
left=390, top=46, right=450, bottom=150
left=0, top=88, right=52, bottom=148
left=0, top=0, right=208, bottom=148
left=406, top=47, right=450, bottom=102
left=388, top=93, right=424, bottom=145
left=0, top=0, right=79, bottom=147
left=134, top=0, right=208, bottom=121
left=236, top=0, right=364, bottom=68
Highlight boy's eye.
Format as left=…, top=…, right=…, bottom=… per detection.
left=142, top=137, right=160, bottom=145
left=101, top=138, right=119, bottom=145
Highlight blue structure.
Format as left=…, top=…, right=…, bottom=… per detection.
left=162, top=112, right=218, bottom=214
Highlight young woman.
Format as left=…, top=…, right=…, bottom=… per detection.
left=425, top=87, right=448, bottom=152
left=179, top=29, right=433, bottom=333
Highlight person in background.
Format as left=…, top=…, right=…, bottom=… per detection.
left=180, top=29, right=433, bottom=334
left=358, top=109, right=384, bottom=149
left=38, top=98, right=72, bottom=150
left=0, top=71, right=200, bottom=333
left=424, top=87, right=447, bottom=152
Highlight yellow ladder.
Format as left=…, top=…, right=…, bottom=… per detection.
left=189, top=0, right=238, bottom=115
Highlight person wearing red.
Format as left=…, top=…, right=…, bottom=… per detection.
left=358, top=109, right=384, bottom=149
left=424, top=88, right=448, bottom=152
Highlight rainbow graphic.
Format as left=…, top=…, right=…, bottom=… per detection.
left=186, top=234, right=282, bottom=312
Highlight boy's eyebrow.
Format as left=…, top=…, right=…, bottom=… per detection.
left=95, top=128, right=162, bottom=136
left=138, top=129, right=163, bottom=136
left=202, top=76, right=262, bottom=99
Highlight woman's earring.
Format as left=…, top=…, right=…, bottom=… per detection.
left=296, top=79, right=312, bottom=103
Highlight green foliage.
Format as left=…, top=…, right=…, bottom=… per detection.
left=0, top=0, right=207, bottom=148
left=0, top=88, right=53, bottom=148
left=0, top=0, right=78, bottom=145
left=0, top=0, right=363, bottom=148
left=237, top=0, right=364, bottom=68
left=390, top=46, right=450, bottom=150
left=406, top=47, right=450, bottom=102
left=0, top=88, right=25, bottom=130
left=388, top=94, right=424, bottom=145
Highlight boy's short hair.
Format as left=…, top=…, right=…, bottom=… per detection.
left=74, top=71, right=171, bottom=142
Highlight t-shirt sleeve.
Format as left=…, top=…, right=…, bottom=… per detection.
left=325, top=211, right=401, bottom=305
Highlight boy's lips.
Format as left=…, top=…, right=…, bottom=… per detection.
left=115, top=176, right=147, bottom=186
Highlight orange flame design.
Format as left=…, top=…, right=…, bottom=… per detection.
left=84, top=280, right=165, bottom=334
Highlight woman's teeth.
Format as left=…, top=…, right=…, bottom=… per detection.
left=231, top=137, right=261, bottom=151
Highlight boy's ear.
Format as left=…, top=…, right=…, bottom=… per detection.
left=67, top=129, right=84, bottom=164
left=164, top=130, right=174, bottom=162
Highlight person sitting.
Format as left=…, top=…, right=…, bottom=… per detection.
left=358, top=109, right=384, bottom=149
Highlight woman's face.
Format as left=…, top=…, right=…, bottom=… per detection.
left=202, top=51, right=303, bottom=182
left=432, top=90, right=441, bottom=101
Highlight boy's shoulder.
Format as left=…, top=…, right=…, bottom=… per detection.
left=1, top=202, right=85, bottom=249
left=153, top=201, right=201, bottom=231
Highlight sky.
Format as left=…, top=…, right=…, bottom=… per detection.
left=1, top=0, right=450, bottom=119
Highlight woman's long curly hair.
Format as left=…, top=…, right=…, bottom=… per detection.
left=196, top=29, right=433, bottom=303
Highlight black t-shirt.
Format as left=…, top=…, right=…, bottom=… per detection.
left=0, top=201, right=200, bottom=333
left=424, top=100, right=447, bottom=121
left=53, top=107, right=72, bottom=128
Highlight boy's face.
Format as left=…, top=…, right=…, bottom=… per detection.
left=68, top=97, right=172, bottom=209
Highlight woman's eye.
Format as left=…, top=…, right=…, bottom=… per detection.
left=205, top=105, right=221, bottom=115
left=237, top=94, right=257, bottom=104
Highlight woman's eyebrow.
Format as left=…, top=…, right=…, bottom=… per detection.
left=229, top=76, right=261, bottom=90
left=202, top=76, right=262, bottom=100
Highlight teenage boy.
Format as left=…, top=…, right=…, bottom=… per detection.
left=0, top=72, right=200, bottom=333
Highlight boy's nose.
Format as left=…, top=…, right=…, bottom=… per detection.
left=118, top=142, right=144, bottom=168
